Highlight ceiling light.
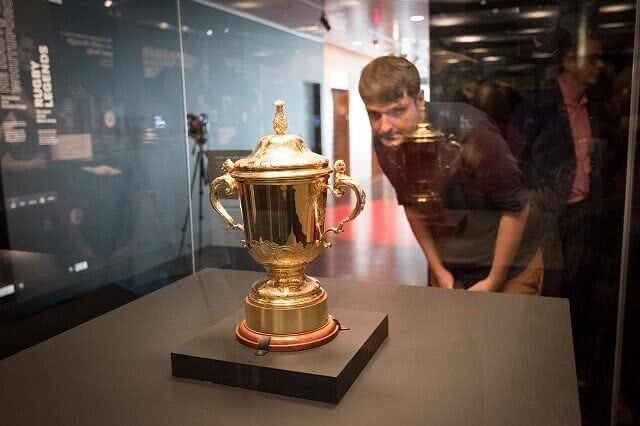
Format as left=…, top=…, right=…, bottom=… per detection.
left=599, top=3, right=635, bottom=13
left=104, top=0, right=113, bottom=7
left=532, top=51, right=554, bottom=59
left=519, top=28, right=545, bottom=34
left=182, top=25, right=191, bottom=33
left=599, top=22, right=627, bottom=29
left=469, top=47, right=490, bottom=53
left=224, top=27, right=230, bottom=33
left=482, top=56, right=503, bottom=62
left=157, top=22, right=170, bottom=30
left=206, top=29, right=213, bottom=36
left=335, top=0, right=360, bottom=7
left=521, top=10, right=557, bottom=19
left=351, top=40, right=362, bottom=46
left=454, top=35, right=485, bottom=43
left=232, top=1, right=261, bottom=9
left=294, top=25, right=321, bottom=32
left=410, top=15, right=425, bottom=22
left=446, top=58, right=461, bottom=64
left=430, top=16, right=467, bottom=27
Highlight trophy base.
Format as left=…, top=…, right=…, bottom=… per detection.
left=244, top=284, right=330, bottom=335
left=171, top=309, right=389, bottom=403
left=236, top=316, right=339, bottom=351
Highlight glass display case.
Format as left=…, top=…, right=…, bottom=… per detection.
left=0, top=0, right=638, bottom=424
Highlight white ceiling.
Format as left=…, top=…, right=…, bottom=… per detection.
left=207, top=0, right=432, bottom=60
left=203, top=0, right=637, bottom=76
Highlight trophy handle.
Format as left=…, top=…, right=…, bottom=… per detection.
left=209, top=159, right=244, bottom=232
left=439, top=134, right=463, bottom=176
left=321, top=160, right=366, bottom=246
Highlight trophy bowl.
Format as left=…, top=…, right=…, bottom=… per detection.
left=378, top=104, right=462, bottom=222
left=209, top=100, right=365, bottom=351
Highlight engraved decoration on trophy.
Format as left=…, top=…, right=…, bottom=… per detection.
left=209, top=100, right=366, bottom=351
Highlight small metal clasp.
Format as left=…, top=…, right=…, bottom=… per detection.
left=255, top=336, right=271, bottom=356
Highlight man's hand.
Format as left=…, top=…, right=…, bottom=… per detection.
left=468, top=277, right=498, bottom=292
left=479, top=203, right=530, bottom=293
left=404, top=206, right=453, bottom=289
left=430, top=266, right=454, bottom=289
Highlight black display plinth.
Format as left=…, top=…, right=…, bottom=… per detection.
left=171, top=309, right=388, bottom=404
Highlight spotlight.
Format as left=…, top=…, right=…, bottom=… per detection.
left=320, top=11, right=331, bottom=31
left=104, top=0, right=113, bottom=7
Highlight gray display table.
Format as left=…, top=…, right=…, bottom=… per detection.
left=0, top=268, right=580, bottom=425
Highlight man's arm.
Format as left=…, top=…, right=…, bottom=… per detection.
left=404, top=206, right=454, bottom=288
left=469, top=202, right=530, bottom=292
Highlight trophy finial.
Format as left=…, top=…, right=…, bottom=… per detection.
left=420, top=100, right=428, bottom=123
left=222, top=159, right=234, bottom=173
left=273, top=100, right=288, bottom=135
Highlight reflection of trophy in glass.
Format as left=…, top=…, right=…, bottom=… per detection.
left=209, top=100, right=365, bottom=351
left=399, top=104, right=462, bottom=222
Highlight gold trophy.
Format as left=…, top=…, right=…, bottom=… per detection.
left=399, top=106, right=462, bottom=221
left=209, top=100, right=365, bottom=352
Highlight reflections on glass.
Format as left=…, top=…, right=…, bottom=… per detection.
left=0, top=0, right=192, bottom=329
left=178, top=0, right=324, bottom=270
left=360, top=56, right=537, bottom=293
left=356, top=2, right=637, bottom=423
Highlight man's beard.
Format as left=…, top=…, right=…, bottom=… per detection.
left=375, top=130, right=404, bottom=147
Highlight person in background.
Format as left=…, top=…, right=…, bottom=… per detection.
left=471, top=80, right=524, bottom=158
left=516, top=29, right=606, bottom=382
left=359, top=56, right=541, bottom=293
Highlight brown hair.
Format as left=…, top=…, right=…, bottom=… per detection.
left=358, top=56, right=421, bottom=104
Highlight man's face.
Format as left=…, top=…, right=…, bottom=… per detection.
left=563, top=39, right=604, bottom=86
left=365, top=92, right=423, bottom=146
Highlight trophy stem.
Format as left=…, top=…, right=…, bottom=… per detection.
left=250, top=264, right=322, bottom=302
left=264, top=265, right=307, bottom=289
left=244, top=262, right=330, bottom=337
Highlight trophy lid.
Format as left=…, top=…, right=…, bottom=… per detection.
left=232, top=100, right=331, bottom=181
left=403, top=103, right=445, bottom=144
